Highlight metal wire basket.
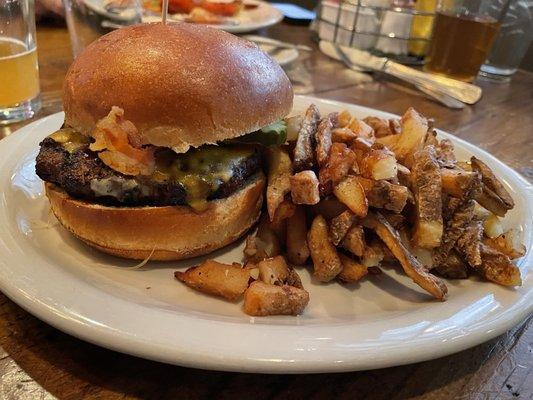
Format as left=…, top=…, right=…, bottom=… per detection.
left=313, top=0, right=437, bottom=65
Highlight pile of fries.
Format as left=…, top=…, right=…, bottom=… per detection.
left=176, top=105, right=525, bottom=316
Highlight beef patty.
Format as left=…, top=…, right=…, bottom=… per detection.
left=36, top=137, right=262, bottom=207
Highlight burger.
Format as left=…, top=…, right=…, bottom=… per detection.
left=35, top=23, right=293, bottom=261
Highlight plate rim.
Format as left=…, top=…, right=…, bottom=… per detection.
left=0, top=95, right=531, bottom=373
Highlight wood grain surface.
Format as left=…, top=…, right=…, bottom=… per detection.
left=0, top=20, right=531, bottom=400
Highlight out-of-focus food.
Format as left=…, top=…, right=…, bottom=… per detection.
left=286, top=206, right=310, bottom=265
left=243, top=281, right=309, bottom=316
left=308, top=215, right=343, bottom=282
left=175, top=260, right=251, bottom=300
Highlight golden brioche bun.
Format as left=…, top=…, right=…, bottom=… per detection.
left=63, top=23, right=293, bottom=152
left=45, top=174, right=265, bottom=261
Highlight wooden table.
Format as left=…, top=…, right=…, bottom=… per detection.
left=0, top=21, right=531, bottom=400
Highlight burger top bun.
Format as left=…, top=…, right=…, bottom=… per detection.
left=63, top=23, right=293, bottom=152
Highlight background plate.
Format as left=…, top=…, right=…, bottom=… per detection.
left=0, top=95, right=531, bottom=373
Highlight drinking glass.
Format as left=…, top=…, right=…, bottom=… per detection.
left=0, top=0, right=41, bottom=124
left=480, top=0, right=533, bottom=80
left=63, top=0, right=142, bottom=57
left=424, top=0, right=512, bottom=82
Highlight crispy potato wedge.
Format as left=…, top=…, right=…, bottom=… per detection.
left=359, top=148, right=398, bottom=180
left=483, top=213, right=504, bottom=238
left=332, top=127, right=357, bottom=144
left=441, top=168, right=477, bottom=198
left=476, top=244, right=522, bottom=286
left=392, top=107, right=428, bottom=168
left=364, top=212, right=448, bottom=301
left=363, top=116, right=392, bottom=138
left=338, top=254, right=368, bottom=283
left=175, top=260, right=251, bottom=301
left=319, top=142, right=357, bottom=196
left=342, top=224, right=366, bottom=257
left=475, top=187, right=511, bottom=217
left=355, top=176, right=408, bottom=213
left=286, top=206, right=310, bottom=265
left=434, top=250, right=468, bottom=279
left=308, top=215, right=343, bottom=282
left=349, top=118, right=374, bottom=140
left=471, top=157, right=514, bottom=211
left=334, top=176, right=368, bottom=218
left=483, top=230, right=526, bottom=260
left=310, top=197, right=347, bottom=220
left=411, top=146, right=443, bottom=249
left=455, top=220, right=483, bottom=267
left=376, top=134, right=399, bottom=148
left=293, top=104, right=320, bottom=172
left=266, top=147, right=292, bottom=221
left=315, top=117, right=333, bottom=167
left=362, top=241, right=384, bottom=267
left=330, top=210, right=357, bottom=246
left=290, top=170, right=320, bottom=205
left=257, top=256, right=290, bottom=285
left=244, top=281, right=309, bottom=316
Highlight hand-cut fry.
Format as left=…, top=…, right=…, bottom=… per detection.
left=359, top=148, right=398, bottom=180
left=286, top=206, right=310, bottom=265
left=334, top=176, right=368, bottom=218
left=319, top=142, right=357, bottom=196
left=476, top=244, right=522, bottom=286
left=244, top=216, right=281, bottom=263
left=285, top=115, right=303, bottom=142
left=433, top=199, right=475, bottom=267
left=308, top=215, right=343, bottom=282
left=315, top=117, right=333, bottom=167
left=364, top=212, right=448, bottom=300
left=363, top=116, right=392, bottom=137
left=441, top=168, right=477, bottom=198
left=362, top=241, right=384, bottom=267
left=266, top=147, right=292, bottom=221
left=286, top=267, right=304, bottom=289
left=411, top=146, right=443, bottom=249
left=332, top=127, right=357, bottom=144
left=434, top=250, right=468, bottom=279
left=455, top=220, right=483, bottom=267
left=257, top=256, right=290, bottom=285
left=349, top=118, right=374, bottom=140
left=483, top=213, right=504, bottom=239
left=293, top=104, right=320, bottom=172
left=338, top=110, right=352, bottom=127
left=354, top=176, right=408, bottom=213
left=483, top=229, right=526, bottom=260
left=175, top=260, right=251, bottom=301
left=474, top=203, right=492, bottom=221
left=392, top=107, right=428, bottom=168
left=342, top=224, right=366, bottom=257
left=471, top=157, right=514, bottom=211
left=290, top=170, right=320, bottom=205
left=243, top=281, right=309, bottom=316
left=435, top=138, right=456, bottom=168
left=338, top=254, right=368, bottom=283
left=310, top=197, right=347, bottom=220
left=475, top=187, right=512, bottom=217
left=329, top=210, right=356, bottom=245
left=376, top=134, right=399, bottom=148
left=389, top=118, right=401, bottom=135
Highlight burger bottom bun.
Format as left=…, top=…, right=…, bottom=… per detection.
left=45, top=173, right=265, bottom=261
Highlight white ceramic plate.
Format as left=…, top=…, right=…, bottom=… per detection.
left=0, top=96, right=531, bottom=373
left=142, top=1, right=284, bottom=33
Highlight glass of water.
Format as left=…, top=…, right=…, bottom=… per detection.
left=0, top=0, right=41, bottom=124
left=480, top=0, right=533, bottom=80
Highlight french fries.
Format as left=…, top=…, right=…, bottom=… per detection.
left=308, top=215, right=343, bottom=282
left=434, top=250, right=468, bottom=279
left=342, top=224, right=366, bottom=257
left=332, top=127, right=357, bottom=144
left=411, top=146, right=443, bottom=249
left=361, top=241, right=384, bottom=267
left=266, top=147, right=292, bottom=221
left=244, top=215, right=281, bottom=263
left=455, top=220, right=483, bottom=267
left=364, top=212, right=448, bottom=300
left=349, top=118, right=374, bottom=140
left=290, top=170, right=320, bottom=205
left=315, top=117, right=333, bottom=167
left=363, top=116, right=393, bottom=138
left=441, top=168, right=477, bottom=198
left=319, top=142, right=357, bottom=195
left=392, top=107, right=428, bottom=168
left=358, top=148, right=398, bottom=181
left=355, top=176, right=408, bottom=213
left=243, top=281, right=309, bottom=316
left=310, top=196, right=347, bottom=220
left=333, top=176, right=368, bottom=218
left=483, top=229, right=526, bottom=260
left=175, top=260, right=251, bottom=301
left=286, top=206, right=310, bottom=265
left=257, top=256, right=290, bottom=285
left=477, top=244, right=522, bottom=286
left=293, top=104, right=320, bottom=172
left=338, top=254, right=368, bottom=283
left=471, top=157, right=514, bottom=212
left=329, top=210, right=356, bottom=246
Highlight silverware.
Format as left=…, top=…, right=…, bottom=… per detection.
left=243, top=35, right=312, bottom=52
left=331, top=44, right=481, bottom=105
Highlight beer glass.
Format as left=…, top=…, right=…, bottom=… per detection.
left=0, top=0, right=41, bottom=124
